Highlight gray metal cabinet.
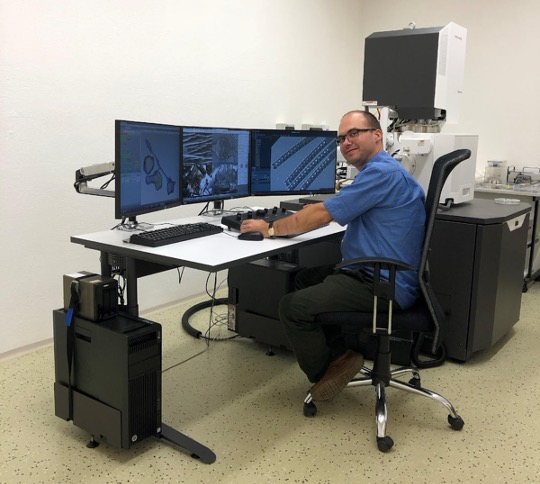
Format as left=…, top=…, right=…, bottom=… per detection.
left=430, top=199, right=530, bottom=361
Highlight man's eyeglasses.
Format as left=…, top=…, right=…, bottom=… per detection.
left=336, top=128, right=376, bottom=145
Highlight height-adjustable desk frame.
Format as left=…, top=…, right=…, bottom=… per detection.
left=70, top=214, right=345, bottom=462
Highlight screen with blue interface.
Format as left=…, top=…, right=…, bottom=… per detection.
left=250, top=129, right=338, bottom=195
left=115, top=120, right=182, bottom=220
left=182, top=126, right=251, bottom=204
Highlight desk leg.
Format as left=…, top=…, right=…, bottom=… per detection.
left=94, top=255, right=215, bottom=462
left=99, top=251, right=139, bottom=314
left=125, top=257, right=139, bottom=316
left=159, top=423, right=217, bottom=464
left=100, top=251, right=112, bottom=277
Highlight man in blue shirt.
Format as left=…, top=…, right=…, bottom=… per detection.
left=240, top=110, right=425, bottom=401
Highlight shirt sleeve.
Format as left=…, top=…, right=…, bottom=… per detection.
left=325, top=163, right=399, bottom=225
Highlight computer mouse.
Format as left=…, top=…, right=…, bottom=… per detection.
left=238, top=231, right=264, bottom=241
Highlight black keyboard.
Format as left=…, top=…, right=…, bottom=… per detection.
left=129, top=222, right=223, bottom=247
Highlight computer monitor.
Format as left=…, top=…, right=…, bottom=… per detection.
left=250, top=129, right=338, bottom=196
left=115, top=120, right=182, bottom=223
left=181, top=126, right=251, bottom=208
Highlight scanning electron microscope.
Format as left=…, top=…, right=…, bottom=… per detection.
left=361, top=21, right=478, bottom=206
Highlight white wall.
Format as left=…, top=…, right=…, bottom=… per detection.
left=2, top=0, right=539, bottom=356
left=0, top=0, right=365, bottom=356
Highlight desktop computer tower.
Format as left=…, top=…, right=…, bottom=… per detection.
left=227, top=238, right=343, bottom=350
left=228, top=259, right=299, bottom=350
left=227, top=237, right=413, bottom=364
left=53, top=309, right=162, bottom=448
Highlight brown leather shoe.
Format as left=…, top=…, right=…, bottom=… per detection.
left=309, top=350, right=364, bottom=401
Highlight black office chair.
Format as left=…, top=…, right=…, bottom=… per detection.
left=304, top=148, right=471, bottom=452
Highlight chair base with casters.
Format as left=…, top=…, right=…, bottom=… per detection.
left=303, top=330, right=464, bottom=452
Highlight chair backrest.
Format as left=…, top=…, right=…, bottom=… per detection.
left=419, top=149, right=472, bottom=352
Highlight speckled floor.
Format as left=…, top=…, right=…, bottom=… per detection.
left=2, top=283, right=540, bottom=483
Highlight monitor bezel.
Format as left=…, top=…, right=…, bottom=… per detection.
left=114, top=120, right=183, bottom=221
left=249, top=128, right=338, bottom=197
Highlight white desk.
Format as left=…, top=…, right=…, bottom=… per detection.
left=71, top=215, right=345, bottom=315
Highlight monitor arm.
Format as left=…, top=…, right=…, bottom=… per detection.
left=74, top=162, right=115, bottom=197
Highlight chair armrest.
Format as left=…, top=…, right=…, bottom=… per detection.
left=335, top=257, right=414, bottom=272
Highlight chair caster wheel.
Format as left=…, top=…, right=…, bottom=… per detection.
left=448, top=415, right=464, bottom=430
left=303, top=401, right=317, bottom=417
left=377, top=436, right=394, bottom=452
left=409, top=377, right=421, bottom=388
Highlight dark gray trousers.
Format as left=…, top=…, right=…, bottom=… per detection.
left=279, top=265, right=392, bottom=382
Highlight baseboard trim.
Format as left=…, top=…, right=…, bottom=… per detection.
left=0, top=338, right=54, bottom=363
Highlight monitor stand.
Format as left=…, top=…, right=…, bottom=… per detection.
left=199, top=201, right=235, bottom=217
left=116, top=217, right=154, bottom=232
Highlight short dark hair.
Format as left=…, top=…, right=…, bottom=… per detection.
left=342, top=110, right=381, bottom=130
